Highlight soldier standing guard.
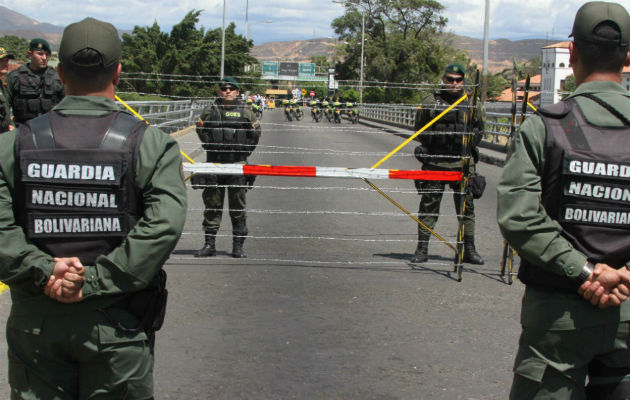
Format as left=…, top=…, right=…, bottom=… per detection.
left=195, top=77, right=261, bottom=258
left=0, top=18, right=187, bottom=398
left=411, top=63, right=485, bottom=265
left=498, top=2, right=630, bottom=398
left=5, top=38, right=65, bottom=125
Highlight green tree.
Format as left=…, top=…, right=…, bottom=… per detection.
left=523, top=56, right=541, bottom=77
left=561, top=74, right=576, bottom=99
left=500, top=58, right=528, bottom=81
left=332, top=0, right=452, bottom=103
left=339, top=88, right=360, bottom=102
left=486, top=73, right=510, bottom=100
left=310, top=55, right=330, bottom=68
left=120, top=10, right=258, bottom=98
left=302, top=83, right=329, bottom=99
left=0, top=36, right=29, bottom=62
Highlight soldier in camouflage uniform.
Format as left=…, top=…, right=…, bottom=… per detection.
left=499, top=3, right=630, bottom=398
left=195, top=77, right=261, bottom=258
left=0, top=47, right=15, bottom=132
left=411, top=62, right=484, bottom=265
left=5, top=38, right=65, bottom=125
left=0, top=18, right=187, bottom=399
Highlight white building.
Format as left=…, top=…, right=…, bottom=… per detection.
left=541, top=42, right=630, bottom=106
left=540, top=41, right=572, bottom=106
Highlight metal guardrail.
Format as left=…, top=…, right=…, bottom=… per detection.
left=120, top=99, right=214, bottom=133
left=126, top=99, right=533, bottom=145
left=358, top=102, right=534, bottom=148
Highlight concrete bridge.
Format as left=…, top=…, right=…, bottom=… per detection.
left=0, top=108, right=522, bottom=399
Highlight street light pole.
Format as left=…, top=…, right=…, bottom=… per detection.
left=245, top=0, right=249, bottom=41
left=359, top=10, right=365, bottom=105
left=481, top=0, right=490, bottom=103
left=220, top=0, right=226, bottom=79
left=247, top=20, right=273, bottom=43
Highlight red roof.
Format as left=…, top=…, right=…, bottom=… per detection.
left=495, top=87, right=541, bottom=103
left=542, top=41, right=570, bottom=49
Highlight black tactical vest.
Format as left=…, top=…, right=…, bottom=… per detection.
left=15, top=111, right=147, bottom=265
left=200, top=100, right=256, bottom=163
left=518, top=97, right=630, bottom=292
left=12, top=66, right=64, bottom=124
left=428, top=93, right=469, bottom=158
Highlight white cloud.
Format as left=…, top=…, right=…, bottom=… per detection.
left=444, top=0, right=630, bottom=40
left=1, top=0, right=629, bottom=42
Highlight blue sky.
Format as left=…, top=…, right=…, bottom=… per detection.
left=3, top=0, right=629, bottom=43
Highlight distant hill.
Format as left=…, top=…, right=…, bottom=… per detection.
left=0, top=6, right=64, bottom=49
left=252, top=38, right=337, bottom=62
left=253, top=35, right=561, bottom=73
left=0, top=5, right=559, bottom=73
left=450, top=36, right=553, bottom=72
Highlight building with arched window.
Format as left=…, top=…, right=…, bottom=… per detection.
left=541, top=41, right=630, bottom=106
left=540, top=42, right=572, bottom=106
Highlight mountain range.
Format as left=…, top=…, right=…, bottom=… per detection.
left=0, top=6, right=559, bottom=73
left=0, top=6, right=64, bottom=45
left=251, top=36, right=556, bottom=73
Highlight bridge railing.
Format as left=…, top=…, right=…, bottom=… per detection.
left=358, top=102, right=534, bottom=151
left=120, top=99, right=214, bottom=133
left=125, top=99, right=533, bottom=149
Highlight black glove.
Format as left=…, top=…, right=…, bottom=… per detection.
left=414, top=145, right=429, bottom=163
left=245, top=175, right=257, bottom=189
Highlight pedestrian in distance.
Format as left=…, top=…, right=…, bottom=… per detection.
left=194, top=77, right=261, bottom=258
left=5, top=38, right=65, bottom=125
left=498, top=2, right=630, bottom=398
left=0, top=17, right=187, bottom=399
left=411, top=62, right=485, bottom=265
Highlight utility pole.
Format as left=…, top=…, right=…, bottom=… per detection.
left=220, top=0, right=226, bottom=79
left=481, top=0, right=490, bottom=103
left=359, top=10, right=365, bottom=105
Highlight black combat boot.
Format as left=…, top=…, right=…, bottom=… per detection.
left=410, top=240, right=429, bottom=263
left=463, top=237, right=484, bottom=265
left=194, top=230, right=216, bottom=257
left=232, top=236, right=247, bottom=258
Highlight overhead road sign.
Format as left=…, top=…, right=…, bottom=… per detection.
left=279, top=62, right=299, bottom=76
left=298, top=63, right=315, bottom=77
left=262, top=61, right=278, bottom=77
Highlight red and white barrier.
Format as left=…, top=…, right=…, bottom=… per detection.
left=183, top=163, right=462, bottom=181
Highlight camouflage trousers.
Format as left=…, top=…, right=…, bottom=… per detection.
left=201, top=174, right=248, bottom=235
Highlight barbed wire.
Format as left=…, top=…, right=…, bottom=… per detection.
left=179, top=232, right=458, bottom=244
left=185, top=184, right=464, bottom=196
left=169, top=253, right=456, bottom=268
left=188, top=206, right=461, bottom=218
left=118, top=72, right=481, bottom=92
left=115, top=84, right=485, bottom=268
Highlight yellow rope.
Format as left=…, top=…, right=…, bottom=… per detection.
left=363, top=179, right=456, bottom=252
left=370, top=93, right=468, bottom=169
left=115, top=95, right=196, bottom=181
left=362, top=93, right=469, bottom=253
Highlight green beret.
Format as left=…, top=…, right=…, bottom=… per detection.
left=570, top=1, right=630, bottom=46
left=29, top=38, right=51, bottom=54
left=59, top=18, right=121, bottom=68
left=444, top=63, right=466, bottom=76
left=220, top=77, right=240, bottom=90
